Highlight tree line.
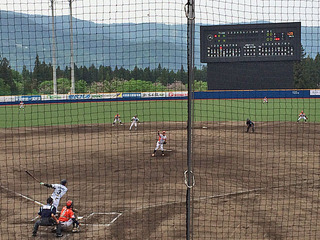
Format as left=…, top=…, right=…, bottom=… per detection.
left=0, top=55, right=207, bottom=96
left=0, top=48, right=319, bottom=96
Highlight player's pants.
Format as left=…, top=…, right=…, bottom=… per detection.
left=60, top=219, right=73, bottom=229
left=247, top=124, right=254, bottom=132
left=129, top=121, right=137, bottom=130
left=154, top=141, right=164, bottom=151
left=297, top=117, right=307, bottom=122
left=113, top=119, right=122, bottom=124
left=52, top=198, right=60, bottom=210
left=33, top=217, right=56, bottom=235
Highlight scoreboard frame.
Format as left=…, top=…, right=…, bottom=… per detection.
left=200, top=22, right=301, bottom=63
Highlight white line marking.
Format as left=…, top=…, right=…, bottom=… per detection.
left=0, top=185, right=44, bottom=206
left=82, top=212, right=123, bottom=227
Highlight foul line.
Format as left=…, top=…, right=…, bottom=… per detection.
left=127, top=179, right=317, bottom=213
left=0, top=184, right=44, bottom=206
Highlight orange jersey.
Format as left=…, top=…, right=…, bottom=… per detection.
left=114, top=114, right=120, bottom=118
left=59, top=206, right=75, bottom=222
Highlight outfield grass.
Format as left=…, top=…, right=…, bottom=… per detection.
left=0, top=98, right=318, bottom=128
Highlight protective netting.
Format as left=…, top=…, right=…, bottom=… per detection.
left=0, top=0, right=320, bottom=239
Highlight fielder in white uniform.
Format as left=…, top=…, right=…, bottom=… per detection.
left=129, top=115, right=139, bottom=131
left=19, top=101, right=25, bottom=110
left=152, top=131, right=167, bottom=157
left=40, top=179, right=68, bottom=209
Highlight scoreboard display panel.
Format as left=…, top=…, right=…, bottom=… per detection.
left=201, top=22, right=301, bottom=63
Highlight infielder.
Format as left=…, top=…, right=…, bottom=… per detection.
left=40, top=179, right=68, bottom=210
left=113, top=113, right=123, bottom=126
left=152, top=131, right=167, bottom=157
left=246, top=119, right=255, bottom=133
left=297, top=111, right=308, bottom=122
left=56, top=200, right=80, bottom=234
left=129, top=115, right=139, bottom=131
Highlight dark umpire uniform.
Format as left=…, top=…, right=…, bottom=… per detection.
left=32, top=197, right=62, bottom=237
left=246, top=119, right=255, bottom=133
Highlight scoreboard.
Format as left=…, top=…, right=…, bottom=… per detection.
left=200, top=22, right=301, bottom=63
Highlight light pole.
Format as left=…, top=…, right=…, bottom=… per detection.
left=50, top=0, right=57, bottom=94
left=68, top=0, right=75, bottom=94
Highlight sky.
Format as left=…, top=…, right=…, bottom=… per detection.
left=0, top=0, right=320, bottom=26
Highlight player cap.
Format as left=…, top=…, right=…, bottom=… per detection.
left=162, top=131, right=166, bottom=134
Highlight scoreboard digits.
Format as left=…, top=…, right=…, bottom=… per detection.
left=200, top=22, right=301, bottom=63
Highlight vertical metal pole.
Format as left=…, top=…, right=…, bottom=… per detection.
left=69, top=0, right=75, bottom=94
left=186, top=0, right=195, bottom=240
left=50, top=0, right=57, bottom=94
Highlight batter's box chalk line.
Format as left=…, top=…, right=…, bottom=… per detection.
left=81, top=212, right=123, bottom=227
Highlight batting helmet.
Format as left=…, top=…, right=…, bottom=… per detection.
left=47, top=197, right=53, bottom=204
left=66, top=200, right=73, bottom=208
left=60, top=179, right=67, bottom=185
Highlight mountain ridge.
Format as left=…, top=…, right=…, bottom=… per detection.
left=0, top=10, right=318, bottom=71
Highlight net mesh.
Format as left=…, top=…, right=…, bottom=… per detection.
left=0, top=0, right=320, bottom=239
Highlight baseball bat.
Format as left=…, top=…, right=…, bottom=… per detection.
left=25, top=170, right=41, bottom=183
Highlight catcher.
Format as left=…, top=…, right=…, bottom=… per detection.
left=152, top=130, right=167, bottom=157
left=297, top=111, right=308, bottom=122
left=56, top=200, right=80, bottom=234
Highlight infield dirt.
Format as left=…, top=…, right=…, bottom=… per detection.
left=1, top=121, right=320, bottom=239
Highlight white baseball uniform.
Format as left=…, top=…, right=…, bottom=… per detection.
left=129, top=116, right=139, bottom=130
left=50, top=184, right=68, bottom=209
left=19, top=101, right=25, bottom=109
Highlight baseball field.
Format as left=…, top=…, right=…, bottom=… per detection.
left=1, top=98, right=320, bottom=239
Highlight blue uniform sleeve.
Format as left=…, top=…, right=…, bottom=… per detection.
left=38, top=206, right=42, bottom=216
left=52, top=206, right=57, bottom=215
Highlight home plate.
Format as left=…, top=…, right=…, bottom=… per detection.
left=202, top=126, right=208, bottom=129
left=164, top=149, right=173, bottom=152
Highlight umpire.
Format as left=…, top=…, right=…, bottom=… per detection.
left=246, top=119, right=255, bottom=133
left=32, top=197, right=62, bottom=237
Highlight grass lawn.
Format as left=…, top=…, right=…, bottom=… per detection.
left=0, top=98, right=318, bottom=128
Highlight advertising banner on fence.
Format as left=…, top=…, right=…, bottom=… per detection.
left=141, top=92, right=166, bottom=98
left=42, top=93, right=122, bottom=101
left=42, top=94, right=69, bottom=100
left=90, top=93, right=120, bottom=99
left=122, top=93, right=141, bottom=98
left=167, top=91, right=188, bottom=97
left=310, top=90, right=320, bottom=96
left=0, top=96, right=16, bottom=102
left=15, top=96, right=41, bottom=102
left=68, top=94, right=91, bottom=100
